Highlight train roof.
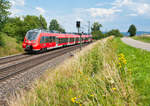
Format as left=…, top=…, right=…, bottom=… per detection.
left=28, top=29, right=92, bottom=37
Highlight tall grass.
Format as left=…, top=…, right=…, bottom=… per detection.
left=0, top=33, right=5, bottom=46
left=11, top=37, right=137, bottom=106
left=0, top=33, right=23, bottom=57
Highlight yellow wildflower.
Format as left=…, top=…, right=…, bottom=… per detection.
left=76, top=101, right=79, bottom=104
left=78, top=70, right=83, bottom=74
left=71, top=97, right=77, bottom=103
left=112, top=88, right=117, bottom=91
left=118, top=53, right=127, bottom=66
left=71, top=98, right=75, bottom=103
left=90, top=94, right=94, bottom=97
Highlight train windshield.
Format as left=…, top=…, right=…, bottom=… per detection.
left=26, top=32, right=39, bottom=41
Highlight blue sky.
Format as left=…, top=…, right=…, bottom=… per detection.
left=9, top=0, right=150, bottom=32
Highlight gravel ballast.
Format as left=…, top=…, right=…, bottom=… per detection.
left=0, top=50, right=78, bottom=106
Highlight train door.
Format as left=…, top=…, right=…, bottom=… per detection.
left=52, top=36, right=56, bottom=47
left=56, top=37, right=59, bottom=47
left=40, top=36, right=46, bottom=49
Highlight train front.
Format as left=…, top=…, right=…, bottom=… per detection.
left=22, top=30, right=40, bottom=52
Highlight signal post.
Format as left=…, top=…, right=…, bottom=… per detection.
left=76, top=21, right=82, bottom=50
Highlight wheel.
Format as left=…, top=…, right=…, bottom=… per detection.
left=44, top=48, right=47, bottom=52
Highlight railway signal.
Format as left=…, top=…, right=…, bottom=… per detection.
left=76, top=21, right=80, bottom=28
left=76, top=21, right=82, bottom=50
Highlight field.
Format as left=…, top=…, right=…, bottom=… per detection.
left=0, top=33, right=23, bottom=57
left=115, top=38, right=150, bottom=105
left=133, top=35, right=150, bottom=43
left=11, top=37, right=150, bottom=105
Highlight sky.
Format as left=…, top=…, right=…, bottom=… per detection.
left=9, top=0, right=150, bottom=32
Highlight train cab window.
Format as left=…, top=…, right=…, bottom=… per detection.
left=26, top=31, right=39, bottom=41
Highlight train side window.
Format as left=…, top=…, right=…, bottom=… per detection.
left=61, top=38, right=63, bottom=43
left=59, top=38, right=61, bottom=44
left=51, top=37, right=54, bottom=42
left=53, top=36, right=55, bottom=42
left=48, top=36, right=51, bottom=43
left=49, top=36, right=52, bottom=43
left=53, top=37, right=55, bottom=42
left=45, top=36, right=48, bottom=43
left=63, top=38, right=65, bottom=43
left=40, top=36, right=44, bottom=43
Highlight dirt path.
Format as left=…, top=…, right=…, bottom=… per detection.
left=121, top=37, right=150, bottom=52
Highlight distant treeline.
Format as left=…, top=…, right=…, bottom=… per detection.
left=91, top=22, right=124, bottom=40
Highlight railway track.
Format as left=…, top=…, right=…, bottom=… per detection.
left=0, top=44, right=88, bottom=82
left=0, top=53, right=32, bottom=66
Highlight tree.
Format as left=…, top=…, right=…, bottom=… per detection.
left=0, top=0, right=10, bottom=31
left=128, top=24, right=137, bottom=36
left=49, top=19, right=59, bottom=31
left=49, top=19, right=65, bottom=33
left=105, top=29, right=123, bottom=37
left=24, top=15, right=41, bottom=31
left=39, top=15, right=47, bottom=29
left=91, top=22, right=102, bottom=32
left=58, top=27, right=65, bottom=33
left=2, top=17, right=25, bottom=42
left=91, top=22, right=103, bottom=39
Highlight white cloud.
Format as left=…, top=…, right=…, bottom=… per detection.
left=10, top=0, right=25, bottom=6
left=9, top=0, right=25, bottom=17
left=87, top=8, right=121, bottom=17
left=112, top=0, right=132, bottom=8
left=112, top=0, right=150, bottom=16
left=128, top=13, right=138, bottom=16
left=135, top=3, right=150, bottom=15
left=9, top=8, right=22, bottom=17
left=35, top=7, right=45, bottom=15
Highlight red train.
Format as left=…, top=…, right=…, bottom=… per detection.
left=22, top=29, right=92, bottom=53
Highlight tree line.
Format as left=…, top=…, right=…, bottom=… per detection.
left=91, top=22, right=137, bottom=40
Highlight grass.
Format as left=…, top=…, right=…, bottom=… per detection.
left=114, top=38, right=150, bottom=105
left=133, top=36, right=150, bottom=43
left=0, top=33, right=23, bottom=57
left=11, top=37, right=137, bottom=106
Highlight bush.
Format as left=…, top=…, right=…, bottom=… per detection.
left=0, top=33, right=5, bottom=46
left=92, top=31, right=105, bottom=40
left=105, top=29, right=123, bottom=37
